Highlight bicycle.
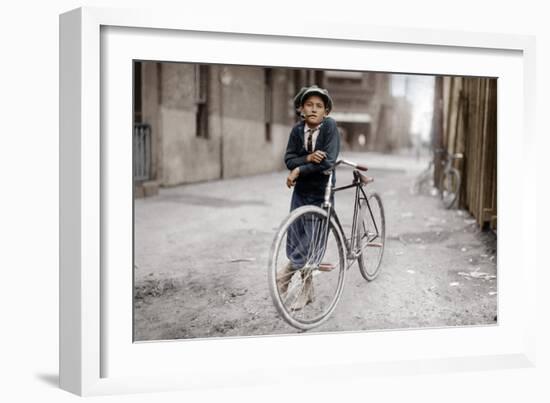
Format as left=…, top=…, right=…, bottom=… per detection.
left=268, top=159, right=385, bottom=330
left=412, top=149, right=463, bottom=209
left=439, top=151, right=463, bottom=209
left=411, top=155, right=436, bottom=196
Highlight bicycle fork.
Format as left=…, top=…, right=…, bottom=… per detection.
left=351, top=186, right=382, bottom=258
left=313, top=171, right=333, bottom=266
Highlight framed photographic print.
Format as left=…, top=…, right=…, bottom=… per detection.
left=60, top=6, right=536, bottom=396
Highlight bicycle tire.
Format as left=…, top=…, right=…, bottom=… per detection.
left=441, top=168, right=461, bottom=209
left=268, top=205, right=346, bottom=330
left=357, top=192, right=386, bottom=281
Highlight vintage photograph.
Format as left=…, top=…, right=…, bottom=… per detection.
left=132, top=61, right=497, bottom=341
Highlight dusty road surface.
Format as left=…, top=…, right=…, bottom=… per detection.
left=134, top=151, right=497, bottom=341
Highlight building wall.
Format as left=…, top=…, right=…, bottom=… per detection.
left=391, top=96, right=414, bottom=149
left=141, top=62, right=161, bottom=181
left=367, top=73, right=393, bottom=151
left=139, top=65, right=419, bottom=189
left=219, top=66, right=289, bottom=179
left=157, top=63, right=222, bottom=185
left=139, top=63, right=294, bottom=187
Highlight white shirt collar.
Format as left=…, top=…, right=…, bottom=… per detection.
left=304, top=122, right=322, bottom=132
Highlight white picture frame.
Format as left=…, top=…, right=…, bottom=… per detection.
left=59, top=6, right=537, bottom=396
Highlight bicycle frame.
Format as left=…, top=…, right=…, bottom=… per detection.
left=320, top=166, right=379, bottom=262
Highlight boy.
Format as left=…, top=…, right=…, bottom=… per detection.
left=278, top=85, right=340, bottom=310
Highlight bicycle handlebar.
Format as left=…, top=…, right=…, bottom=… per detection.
left=346, top=159, right=369, bottom=171
left=323, top=159, right=368, bottom=174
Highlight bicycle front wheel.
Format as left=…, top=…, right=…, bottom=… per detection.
left=441, top=168, right=461, bottom=209
left=357, top=192, right=386, bottom=281
left=268, top=205, right=346, bottom=330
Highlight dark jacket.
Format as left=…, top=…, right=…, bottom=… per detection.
left=284, top=117, right=340, bottom=196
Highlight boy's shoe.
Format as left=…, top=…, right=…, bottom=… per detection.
left=290, top=271, right=315, bottom=311
left=276, top=262, right=294, bottom=296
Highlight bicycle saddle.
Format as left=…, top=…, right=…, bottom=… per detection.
left=354, top=170, right=374, bottom=185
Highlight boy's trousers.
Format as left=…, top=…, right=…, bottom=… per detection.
left=285, top=190, right=334, bottom=269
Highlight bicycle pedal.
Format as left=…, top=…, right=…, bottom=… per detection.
left=367, top=242, right=383, bottom=248
left=318, top=263, right=335, bottom=272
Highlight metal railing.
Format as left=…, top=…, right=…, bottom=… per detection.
left=133, top=123, right=152, bottom=182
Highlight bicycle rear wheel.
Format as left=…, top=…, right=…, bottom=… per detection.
left=268, top=205, right=346, bottom=330
left=441, top=168, right=461, bottom=209
left=357, top=192, right=386, bottom=281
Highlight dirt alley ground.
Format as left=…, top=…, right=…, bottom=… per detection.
left=133, top=151, right=497, bottom=341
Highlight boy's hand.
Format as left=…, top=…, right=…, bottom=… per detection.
left=306, top=150, right=326, bottom=164
left=286, top=167, right=300, bottom=188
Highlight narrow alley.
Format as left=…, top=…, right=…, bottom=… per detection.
left=134, top=151, right=497, bottom=341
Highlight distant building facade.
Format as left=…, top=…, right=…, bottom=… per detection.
left=321, top=71, right=413, bottom=152
left=134, top=63, right=414, bottom=195
left=135, top=62, right=299, bottom=194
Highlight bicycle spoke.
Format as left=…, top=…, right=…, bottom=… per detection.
left=314, top=218, right=326, bottom=262
left=310, top=218, right=325, bottom=265
left=306, top=215, right=319, bottom=265
left=294, top=216, right=311, bottom=262
left=288, top=279, right=303, bottom=310
left=269, top=205, right=346, bottom=329
left=287, top=220, right=313, bottom=266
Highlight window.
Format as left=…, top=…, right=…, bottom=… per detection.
left=133, top=61, right=142, bottom=123
left=265, top=68, right=273, bottom=142
left=195, top=64, right=209, bottom=138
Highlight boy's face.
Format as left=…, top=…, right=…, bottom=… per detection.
left=302, top=95, right=327, bottom=127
